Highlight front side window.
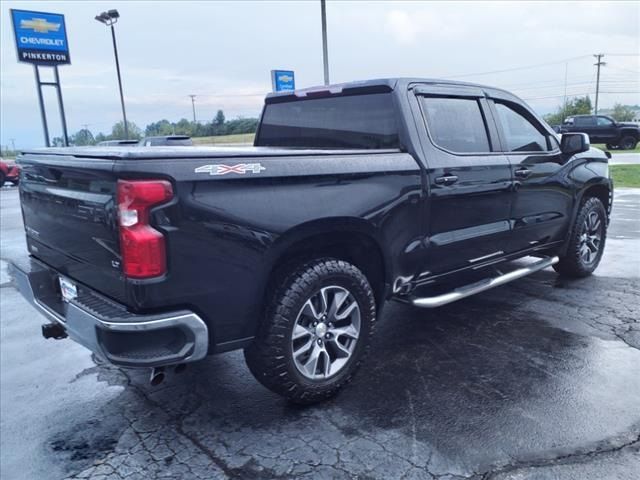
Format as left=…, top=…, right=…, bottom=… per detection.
left=494, top=102, right=549, bottom=152
left=420, top=97, right=491, bottom=153
left=597, top=116, right=614, bottom=126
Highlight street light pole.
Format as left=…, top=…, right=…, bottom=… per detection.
left=96, top=10, right=129, bottom=139
left=320, top=0, right=330, bottom=85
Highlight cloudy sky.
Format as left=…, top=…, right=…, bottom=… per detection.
left=1, top=0, right=638, bottom=148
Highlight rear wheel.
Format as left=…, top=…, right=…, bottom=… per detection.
left=245, top=258, right=376, bottom=404
left=554, top=197, right=607, bottom=277
left=618, top=136, right=638, bottom=150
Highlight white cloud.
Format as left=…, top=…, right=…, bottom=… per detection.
left=1, top=0, right=638, bottom=147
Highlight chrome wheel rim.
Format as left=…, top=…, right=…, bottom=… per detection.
left=579, top=210, right=603, bottom=265
left=291, top=286, right=361, bottom=380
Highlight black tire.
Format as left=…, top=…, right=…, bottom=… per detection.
left=618, top=136, right=638, bottom=150
left=10, top=179, right=19, bottom=186
left=554, top=197, right=607, bottom=278
left=605, top=143, right=616, bottom=150
left=244, top=258, right=376, bottom=404
left=0, top=172, right=5, bottom=187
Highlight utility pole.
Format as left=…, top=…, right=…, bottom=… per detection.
left=594, top=54, right=605, bottom=115
left=562, top=62, right=568, bottom=120
left=320, top=0, right=330, bottom=85
left=10, top=138, right=16, bottom=152
left=189, top=94, right=197, bottom=123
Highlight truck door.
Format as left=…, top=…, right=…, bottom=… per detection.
left=595, top=116, right=618, bottom=144
left=487, top=98, right=574, bottom=253
left=412, top=86, right=513, bottom=275
left=573, top=116, right=598, bottom=141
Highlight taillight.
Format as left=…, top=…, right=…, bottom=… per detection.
left=117, top=180, right=173, bottom=279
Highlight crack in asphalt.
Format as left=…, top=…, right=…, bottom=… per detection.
left=478, top=433, right=640, bottom=479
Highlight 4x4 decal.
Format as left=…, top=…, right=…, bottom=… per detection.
left=195, top=163, right=266, bottom=176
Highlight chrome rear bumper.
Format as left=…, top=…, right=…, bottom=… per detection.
left=9, top=257, right=209, bottom=368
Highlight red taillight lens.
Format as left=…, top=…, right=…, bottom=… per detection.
left=117, top=180, right=173, bottom=279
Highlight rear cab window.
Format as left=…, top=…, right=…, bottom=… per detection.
left=255, top=93, right=399, bottom=149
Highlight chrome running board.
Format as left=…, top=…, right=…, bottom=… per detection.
left=411, top=256, right=559, bottom=308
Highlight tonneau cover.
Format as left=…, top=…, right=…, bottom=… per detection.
left=20, top=146, right=401, bottom=160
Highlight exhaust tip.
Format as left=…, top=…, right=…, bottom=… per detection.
left=150, top=367, right=165, bottom=386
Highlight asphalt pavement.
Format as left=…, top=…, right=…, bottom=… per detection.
left=1, top=185, right=639, bottom=480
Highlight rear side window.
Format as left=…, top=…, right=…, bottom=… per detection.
left=574, top=116, right=595, bottom=127
left=256, top=93, right=399, bottom=149
left=420, top=97, right=491, bottom=153
left=494, top=102, right=549, bottom=152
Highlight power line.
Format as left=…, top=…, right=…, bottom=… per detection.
left=446, top=55, right=592, bottom=79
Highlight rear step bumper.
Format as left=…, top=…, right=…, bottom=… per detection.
left=9, top=257, right=209, bottom=368
left=411, top=256, right=559, bottom=308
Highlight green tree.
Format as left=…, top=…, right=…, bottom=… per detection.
left=544, top=96, right=593, bottom=126
left=71, top=128, right=95, bottom=146
left=111, top=121, right=142, bottom=140
left=145, top=119, right=174, bottom=136
left=174, top=118, right=193, bottom=135
left=610, top=103, right=635, bottom=122
left=214, top=110, right=225, bottom=126
left=52, top=136, right=65, bottom=147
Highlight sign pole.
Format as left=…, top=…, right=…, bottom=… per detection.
left=54, top=66, right=69, bottom=146
left=33, top=65, right=51, bottom=147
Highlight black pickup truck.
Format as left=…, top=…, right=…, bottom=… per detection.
left=11, top=78, right=613, bottom=404
left=559, top=114, right=639, bottom=150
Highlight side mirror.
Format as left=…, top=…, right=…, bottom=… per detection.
left=560, top=133, right=590, bottom=155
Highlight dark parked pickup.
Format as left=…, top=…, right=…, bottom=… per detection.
left=559, top=114, right=639, bottom=150
left=11, top=79, right=613, bottom=403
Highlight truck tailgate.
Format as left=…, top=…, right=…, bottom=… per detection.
left=18, top=155, right=126, bottom=302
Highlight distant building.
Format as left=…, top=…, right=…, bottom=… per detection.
left=598, top=106, right=640, bottom=123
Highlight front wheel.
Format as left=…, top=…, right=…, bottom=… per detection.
left=554, top=196, right=607, bottom=278
left=618, top=136, right=638, bottom=150
left=245, top=258, right=376, bottom=404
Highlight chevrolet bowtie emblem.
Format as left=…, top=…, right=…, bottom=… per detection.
left=20, top=18, right=61, bottom=33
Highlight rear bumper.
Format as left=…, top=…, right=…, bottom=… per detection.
left=9, top=257, right=209, bottom=368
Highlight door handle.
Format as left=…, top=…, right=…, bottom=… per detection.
left=514, top=168, right=532, bottom=179
left=434, top=174, right=459, bottom=186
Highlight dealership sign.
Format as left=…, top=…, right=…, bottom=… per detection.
left=11, top=9, right=70, bottom=64
left=271, top=70, right=295, bottom=92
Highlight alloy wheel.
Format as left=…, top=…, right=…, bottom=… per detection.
left=291, top=286, right=361, bottom=380
left=579, top=210, right=603, bottom=265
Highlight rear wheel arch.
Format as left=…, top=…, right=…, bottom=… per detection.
left=264, top=220, right=389, bottom=310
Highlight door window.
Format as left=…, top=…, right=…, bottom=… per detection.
left=420, top=97, right=491, bottom=153
left=494, top=102, right=549, bottom=152
left=597, top=116, right=614, bottom=126
left=574, top=116, right=596, bottom=127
